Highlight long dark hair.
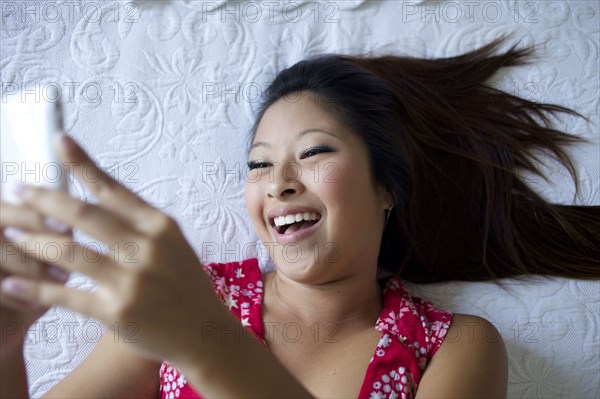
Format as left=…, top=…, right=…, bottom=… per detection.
left=249, top=35, right=600, bottom=283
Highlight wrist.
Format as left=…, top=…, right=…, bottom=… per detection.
left=173, top=315, right=313, bottom=398
left=1, top=322, right=27, bottom=361
left=0, top=337, right=29, bottom=399
left=1, top=341, right=25, bottom=363
left=175, top=310, right=256, bottom=369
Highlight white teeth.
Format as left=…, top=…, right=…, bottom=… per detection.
left=273, top=212, right=321, bottom=227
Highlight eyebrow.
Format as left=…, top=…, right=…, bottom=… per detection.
left=250, top=129, right=339, bottom=150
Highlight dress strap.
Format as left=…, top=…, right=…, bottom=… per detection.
left=375, top=276, right=452, bottom=369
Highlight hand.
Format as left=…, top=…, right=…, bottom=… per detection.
left=0, top=135, right=227, bottom=366
left=1, top=201, right=71, bottom=353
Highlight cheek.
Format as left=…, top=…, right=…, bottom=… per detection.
left=322, top=159, right=370, bottom=203
left=321, top=159, right=381, bottom=236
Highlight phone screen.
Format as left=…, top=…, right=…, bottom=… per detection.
left=1, top=85, right=68, bottom=205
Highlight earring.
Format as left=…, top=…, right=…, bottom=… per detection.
left=385, top=206, right=395, bottom=224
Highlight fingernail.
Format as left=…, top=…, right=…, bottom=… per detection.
left=45, top=217, right=70, bottom=234
left=14, top=183, right=31, bottom=198
left=47, top=264, right=70, bottom=282
left=4, top=227, right=24, bottom=241
left=1, top=278, right=28, bottom=297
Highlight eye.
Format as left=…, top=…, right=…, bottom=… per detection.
left=247, top=160, right=271, bottom=170
left=301, top=145, right=333, bottom=159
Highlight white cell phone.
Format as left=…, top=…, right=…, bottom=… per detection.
left=1, top=85, right=69, bottom=205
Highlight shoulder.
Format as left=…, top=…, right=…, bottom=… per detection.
left=415, top=313, right=508, bottom=398
left=440, top=314, right=506, bottom=360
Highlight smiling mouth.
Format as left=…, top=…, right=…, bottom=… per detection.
left=271, top=213, right=321, bottom=235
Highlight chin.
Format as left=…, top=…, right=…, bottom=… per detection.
left=275, top=254, right=347, bottom=285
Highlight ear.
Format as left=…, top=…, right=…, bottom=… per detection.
left=378, top=185, right=395, bottom=210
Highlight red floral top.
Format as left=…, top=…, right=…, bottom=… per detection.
left=159, top=258, right=452, bottom=399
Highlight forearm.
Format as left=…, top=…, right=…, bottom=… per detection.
left=177, top=313, right=313, bottom=398
left=1, top=341, right=30, bottom=399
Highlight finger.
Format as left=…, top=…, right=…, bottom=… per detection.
left=0, top=201, right=67, bottom=234
left=54, top=134, right=162, bottom=234
left=0, top=201, right=44, bottom=230
left=1, top=276, right=99, bottom=318
left=0, top=290, right=46, bottom=312
left=6, top=230, right=118, bottom=281
left=1, top=243, right=70, bottom=283
left=2, top=222, right=71, bottom=283
left=0, top=271, right=49, bottom=312
left=1, top=240, right=45, bottom=278
left=14, top=185, right=140, bottom=247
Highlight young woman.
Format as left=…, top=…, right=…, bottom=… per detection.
left=1, top=36, right=598, bottom=399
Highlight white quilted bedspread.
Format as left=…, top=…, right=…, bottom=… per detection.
left=1, top=0, right=598, bottom=397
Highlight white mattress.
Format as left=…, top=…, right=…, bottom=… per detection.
left=1, top=0, right=598, bottom=397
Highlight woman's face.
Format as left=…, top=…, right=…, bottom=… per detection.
left=244, top=91, right=391, bottom=283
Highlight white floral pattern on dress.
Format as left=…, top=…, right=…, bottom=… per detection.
left=159, top=363, right=187, bottom=399
left=363, top=271, right=452, bottom=398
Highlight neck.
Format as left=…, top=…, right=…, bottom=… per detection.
left=262, top=268, right=384, bottom=331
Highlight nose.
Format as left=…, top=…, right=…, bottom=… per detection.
left=267, top=162, right=304, bottom=199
